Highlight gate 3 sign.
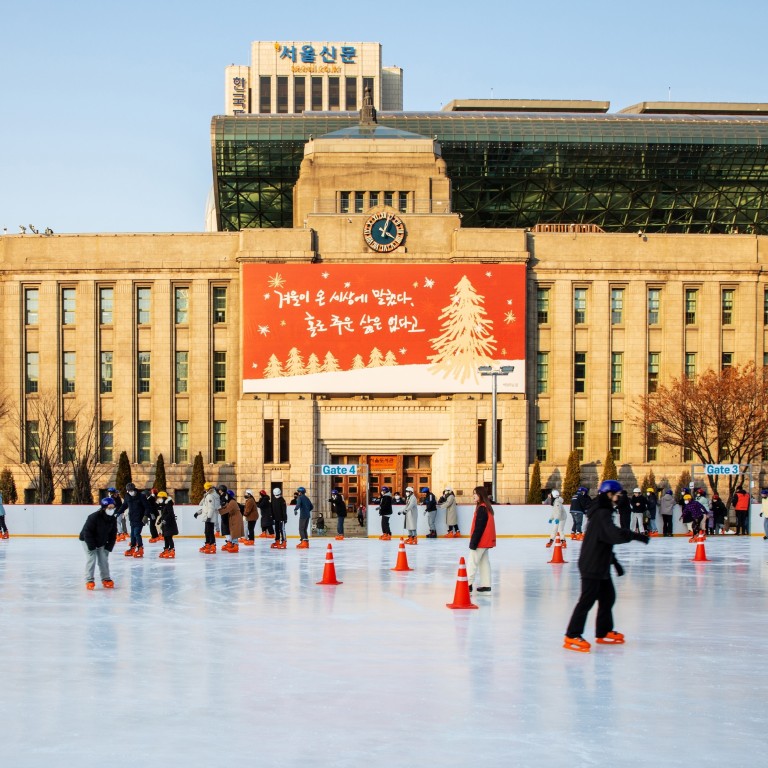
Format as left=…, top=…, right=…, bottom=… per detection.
left=242, top=263, right=526, bottom=394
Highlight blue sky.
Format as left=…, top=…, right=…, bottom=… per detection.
left=1, top=0, right=766, bottom=233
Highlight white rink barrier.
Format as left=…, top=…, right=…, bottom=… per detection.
left=3, top=503, right=764, bottom=538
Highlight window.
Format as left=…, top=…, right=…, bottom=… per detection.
left=345, top=76, right=357, bottom=110
left=100, top=421, right=114, bottom=463
left=574, top=352, right=587, bottom=394
left=63, top=421, right=76, bottom=463
left=536, top=352, right=549, bottom=395
left=339, top=191, right=350, bottom=214
left=764, top=288, right=768, bottom=326
left=63, top=351, right=76, bottom=394
left=137, top=287, right=151, bottom=325
left=311, top=76, right=322, bottom=110
left=610, top=288, right=624, bottom=325
left=384, top=191, right=394, bottom=208
left=213, top=286, right=227, bottom=324
left=573, top=421, right=586, bottom=461
left=24, top=488, right=38, bottom=504
left=100, top=351, right=113, bottom=394
left=137, top=421, right=151, bottom=463
left=175, top=421, right=189, bottom=463
left=648, top=288, right=661, bottom=325
left=721, top=352, right=734, bottom=370
left=25, top=288, right=39, bottom=325
left=685, top=288, right=698, bottom=325
left=25, top=421, right=39, bottom=462
left=175, top=351, right=188, bottom=394
left=685, top=352, right=697, bottom=380
left=721, top=288, right=734, bottom=326
left=574, top=288, right=587, bottom=325
left=99, top=287, right=114, bottom=325
left=647, top=352, right=660, bottom=393
left=61, top=488, right=74, bottom=504
left=25, top=352, right=39, bottom=394
left=536, top=287, right=550, bottom=324
left=294, top=76, right=305, bottom=113
left=61, top=288, right=76, bottom=325
left=174, top=287, right=189, bottom=324
left=259, top=76, right=271, bottom=113
left=328, top=76, right=339, bottom=110
left=213, top=421, right=227, bottom=463
left=611, top=352, right=623, bottom=394
left=138, top=352, right=150, bottom=393
left=647, top=423, right=658, bottom=462
left=213, top=351, right=226, bottom=393
left=683, top=430, right=693, bottom=461
left=276, top=76, right=288, bottom=113
left=535, top=421, right=548, bottom=462
left=354, top=191, right=364, bottom=214
left=477, top=419, right=487, bottom=463
left=362, top=76, right=374, bottom=99
left=175, top=489, right=190, bottom=504
left=398, top=192, right=408, bottom=213
left=369, top=191, right=379, bottom=208
left=264, top=419, right=275, bottom=463
left=279, top=419, right=290, bottom=462
left=610, top=421, right=623, bottom=461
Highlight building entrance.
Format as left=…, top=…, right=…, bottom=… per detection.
left=329, top=454, right=432, bottom=502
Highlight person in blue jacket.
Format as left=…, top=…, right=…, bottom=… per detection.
left=293, top=486, right=314, bottom=548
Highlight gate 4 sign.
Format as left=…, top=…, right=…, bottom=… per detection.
left=321, top=464, right=358, bottom=476
left=704, top=464, right=740, bottom=476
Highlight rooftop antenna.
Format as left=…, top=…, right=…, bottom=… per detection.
left=668, top=86, right=671, bottom=101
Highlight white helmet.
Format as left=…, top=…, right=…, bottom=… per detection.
left=444, top=488, right=453, bottom=494
left=633, top=487, right=641, bottom=493
left=551, top=490, right=560, bottom=498
left=405, top=486, right=414, bottom=494
left=245, top=489, right=253, bottom=497
left=272, top=488, right=282, bottom=497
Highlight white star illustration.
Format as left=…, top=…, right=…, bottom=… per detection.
left=507, top=299, right=513, bottom=305
left=268, top=273, right=286, bottom=289
left=263, top=292, right=271, bottom=300
left=504, top=310, right=516, bottom=324
left=321, top=271, right=330, bottom=279
left=280, top=320, right=287, bottom=326
left=252, top=362, right=258, bottom=369
left=258, top=325, right=270, bottom=336
left=344, top=282, right=351, bottom=288
left=502, top=348, right=507, bottom=355
left=413, top=281, right=419, bottom=288
left=423, top=277, right=435, bottom=288
left=485, top=271, right=493, bottom=278
left=399, top=347, right=407, bottom=355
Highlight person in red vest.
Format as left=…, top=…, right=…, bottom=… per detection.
left=732, top=485, right=751, bottom=535
left=467, top=486, right=496, bottom=594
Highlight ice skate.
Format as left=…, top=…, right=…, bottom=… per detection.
left=563, top=635, right=591, bottom=653
left=132, top=547, right=144, bottom=558
left=226, top=543, right=239, bottom=553
left=278, top=541, right=287, bottom=549
left=243, top=539, right=254, bottom=546
left=102, top=579, right=114, bottom=589
left=443, top=531, right=454, bottom=538
left=476, top=586, right=492, bottom=593
left=203, top=544, right=216, bottom=554
left=596, top=631, right=625, bottom=645
left=296, top=540, right=309, bottom=548
left=124, top=546, right=135, bottom=557
left=221, top=542, right=234, bottom=552
left=86, top=581, right=96, bottom=590
left=159, top=549, right=169, bottom=558
left=335, top=535, right=344, bottom=541
left=546, top=539, right=553, bottom=548
left=199, top=543, right=209, bottom=552
left=165, top=550, right=175, bottom=559
left=149, top=536, right=162, bottom=544
left=561, top=539, right=567, bottom=549
left=270, top=541, right=280, bottom=549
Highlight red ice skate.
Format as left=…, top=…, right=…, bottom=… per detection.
left=102, top=579, right=114, bottom=589
left=132, top=547, right=144, bottom=558
left=86, top=581, right=96, bottom=590
left=596, top=631, right=625, bottom=645
left=563, top=636, right=591, bottom=653
left=123, top=546, right=135, bottom=557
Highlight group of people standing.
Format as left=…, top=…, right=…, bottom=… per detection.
left=375, top=486, right=460, bottom=542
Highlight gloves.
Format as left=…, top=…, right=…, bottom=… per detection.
left=613, top=559, right=625, bottom=577
left=142, top=516, right=148, bottom=525
left=548, top=519, right=553, bottom=525
left=194, top=511, right=200, bottom=518
left=632, top=532, right=650, bottom=544
left=294, top=510, right=298, bottom=515
left=553, top=519, right=559, bottom=525
left=760, top=513, right=763, bottom=518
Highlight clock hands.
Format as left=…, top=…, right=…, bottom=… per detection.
left=379, top=214, right=394, bottom=240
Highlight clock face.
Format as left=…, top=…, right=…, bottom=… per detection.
left=363, top=212, right=406, bottom=253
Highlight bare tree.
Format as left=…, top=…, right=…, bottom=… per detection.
left=61, top=404, right=112, bottom=504
left=633, top=362, right=768, bottom=502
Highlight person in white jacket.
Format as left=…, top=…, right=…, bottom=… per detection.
left=401, top=486, right=419, bottom=545
left=439, top=488, right=460, bottom=537
left=195, top=482, right=221, bottom=554
left=546, top=490, right=567, bottom=548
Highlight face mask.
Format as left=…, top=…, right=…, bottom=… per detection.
left=128, top=491, right=136, bottom=496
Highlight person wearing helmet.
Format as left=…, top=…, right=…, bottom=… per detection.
left=79, top=497, right=118, bottom=589
left=681, top=493, right=706, bottom=542
left=109, top=486, right=127, bottom=541
left=563, top=480, right=650, bottom=653
left=215, top=484, right=229, bottom=540
left=760, top=489, right=768, bottom=540
left=220, top=489, right=243, bottom=553
left=270, top=488, right=288, bottom=549
left=401, top=487, right=419, bottom=544
left=293, top=486, right=314, bottom=548
left=144, top=487, right=163, bottom=544
left=644, top=488, right=659, bottom=536
left=0, top=490, right=8, bottom=540
left=328, top=488, right=347, bottom=541
left=377, top=487, right=393, bottom=540
left=545, top=490, right=567, bottom=549
left=195, top=482, right=221, bottom=553
left=629, top=489, right=647, bottom=534
left=156, top=492, right=178, bottom=558
left=438, top=488, right=460, bottom=537
left=257, top=490, right=273, bottom=538
left=241, top=490, right=259, bottom=545
left=732, top=485, right=751, bottom=535
left=711, top=493, right=727, bottom=535
left=421, top=487, right=438, bottom=539
left=116, top=482, right=150, bottom=558
left=660, top=489, right=676, bottom=537
left=569, top=487, right=591, bottom=541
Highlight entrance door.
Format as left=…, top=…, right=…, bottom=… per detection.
left=403, top=454, right=432, bottom=494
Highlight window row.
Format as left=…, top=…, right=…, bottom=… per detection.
left=536, top=420, right=624, bottom=462
left=25, top=351, right=227, bottom=395
left=339, top=190, right=409, bottom=214
left=259, top=74, right=372, bottom=113
left=23, top=286, right=228, bottom=327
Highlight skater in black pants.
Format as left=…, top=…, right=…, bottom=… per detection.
left=378, top=486, right=393, bottom=540
left=157, top=492, right=178, bottom=558
left=257, top=490, right=273, bottom=537
left=564, top=480, right=649, bottom=653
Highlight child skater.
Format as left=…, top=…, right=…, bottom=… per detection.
left=79, top=497, right=118, bottom=590
left=546, top=490, right=567, bottom=549
left=157, top=491, right=178, bottom=558
left=563, top=480, right=649, bottom=653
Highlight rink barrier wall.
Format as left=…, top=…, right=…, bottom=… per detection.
left=3, top=504, right=764, bottom=538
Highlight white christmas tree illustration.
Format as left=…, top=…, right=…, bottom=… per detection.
left=322, top=351, right=341, bottom=372
left=351, top=354, right=366, bottom=370
left=305, top=353, right=322, bottom=374
left=285, top=347, right=306, bottom=377
left=428, top=276, right=497, bottom=382
left=368, top=347, right=385, bottom=368
left=384, top=350, right=398, bottom=366
left=264, top=354, right=284, bottom=378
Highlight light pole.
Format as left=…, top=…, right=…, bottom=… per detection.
left=478, top=365, right=514, bottom=503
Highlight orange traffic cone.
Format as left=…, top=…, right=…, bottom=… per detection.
left=316, top=543, right=342, bottom=585
left=691, top=531, right=709, bottom=562
left=391, top=538, right=413, bottom=572
left=548, top=534, right=567, bottom=564
left=446, top=557, right=478, bottom=610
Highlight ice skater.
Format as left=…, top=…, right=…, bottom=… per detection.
left=294, top=486, right=313, bottom=548
left=117, top=482, right=150, bottom=558
left=467, top=486, right=496, bottom=594
left=439, top=487, right=460, bottom=537
left=157, top=491, right=177, bottom=558
left=711, top=493, right=727, bottom=535
left=378, top=486, right=393, bottom=540
left=195, top=482, right=220, bottom=553
left=109, top=486, right=127, bottom=541
left=257, top=490, right=273, bottom=537
left=681, top=494, right=706, bottom=540
left=569, top=486, right=590, bottom=540
left=563, top=480, right=649, bottom=653
left=0, top=490, right=8, bottom=539
left=79, top=497, right=118, bottom=590
left=645, top=488, right=659, bottom=536
left=242, top=490, right=259, bottom=545
left=270, top=488, right=287, bottom=549
left=545, top=490, right=567, bottom=548
left=221, top=490, right=243, bottom=553
left=660, top=489, right=675, bottom=536
left=402, top=486, right=419, bottom=544
left=629, top=488, right=647, bottom=534
left=422, top=487, right=438, bottom=538
left=329, top=488, right=346, bottom=541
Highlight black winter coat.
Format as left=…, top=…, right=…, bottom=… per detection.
left=330, top=496, right=347, bottom=517
left=257, top=495, right=272, bottom=525
left=117, top=493, right=149, bottom=526
left=379, top=495, right=393, bottom=516
left=159, top=499, right=179, bottom=536
left=570, top=492, right=591, bottom=513
left=630, top=495, right=648, bottom=514
left=79, top=509, right=118, bottom=552
left=578, top=495, right=637, bottom=579
left=271, top=496, right=287, bottom=523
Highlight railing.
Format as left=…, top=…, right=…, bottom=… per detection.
left=532, top=223, right=605, bottom=233
left=312, top=198, right=452, bottom=215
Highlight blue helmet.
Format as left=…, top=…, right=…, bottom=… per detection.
left=598, top=480, right=623, bottom=494
left=100, top=497, right=116, bottom=507
left=227, top=490, right=235, bottom=498
left=107, top=487, right=117, bottom=493
left=420, top=487, right=430, bottom=493
left=761, top=489, right=768, bottom=497
left=297, top=486, right=306, bottom=493
left=381, top=486, right=390, bottom=493
left=577, top=486, right=588, bottom=493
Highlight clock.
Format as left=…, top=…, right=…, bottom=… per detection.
left=363, top=212, right=406, bottom=253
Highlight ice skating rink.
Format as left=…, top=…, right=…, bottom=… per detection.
left=1, top=535, right=766, bottom=768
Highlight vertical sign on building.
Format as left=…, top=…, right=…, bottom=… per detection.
left=224, top=65, right=251, bottom=115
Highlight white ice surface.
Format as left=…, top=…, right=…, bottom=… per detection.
left=1, top=535, right=766, bottom=768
